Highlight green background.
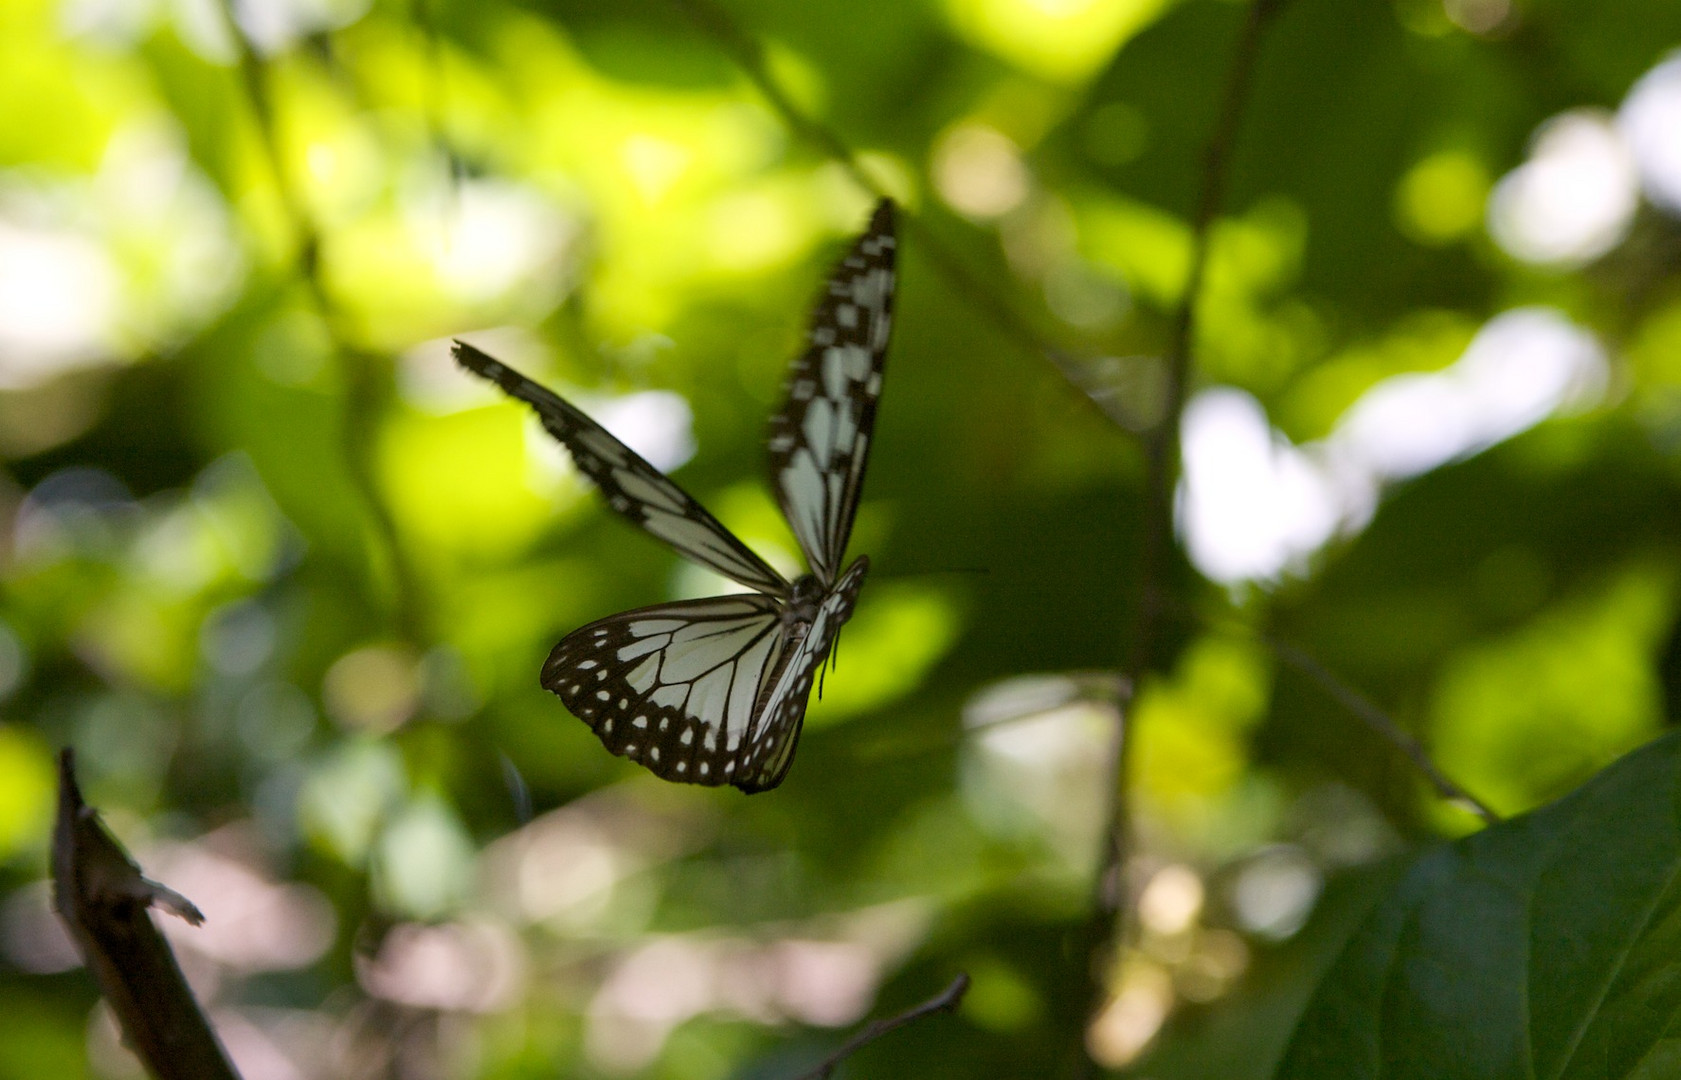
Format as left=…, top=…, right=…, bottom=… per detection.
left=1, top=0, right=1679, bottom=1075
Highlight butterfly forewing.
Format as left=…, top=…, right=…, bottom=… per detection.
left=768, top=200, right=897, bottom=587
left=454, top=341, right=788, bottom=597
left=734, top=556, right=870, bottom=793
left=458, top=200, right=896, bottom=792
left=543, top=595, right=790, bottom=786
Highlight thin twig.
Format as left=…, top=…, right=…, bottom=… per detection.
left=1266, top=638, right=1502, bottom=823
left=792, top=974, right=970, bottom=1080
left=53, top=750, right=242, bottom=1080
left=213, top=0, right=424, bottom=642
left=1080, top=0, right=1289, bottom=1069
left=667, top=0, right=1126, bottom=433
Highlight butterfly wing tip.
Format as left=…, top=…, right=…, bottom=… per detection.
left=452, top=339, right=490, bottom=375
left=452, top=343, right=525, bottom=397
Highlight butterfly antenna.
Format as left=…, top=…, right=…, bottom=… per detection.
left=817, top=630, right=840, bottom=700
left=499, top=751, right=533, bottom=825
left=867, top=566, right=991, bottom=582
left=826, top=624, right=849, bottom=698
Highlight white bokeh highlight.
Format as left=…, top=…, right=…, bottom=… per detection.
left=587, top=390, right=697, bottom=474
left=1180, top=307, right=1607, bottom=585
left=414, top=178, right=579, bottom=305
left=1488, top=110, right=1639, bottom=266
left=1330, top=307, right=1607, bottom=481
left=1179, top=390, right=1340, bottom=584
left=1619, top=52, right=1681, bottom=215
left=0, top=222, right=120, bottom=388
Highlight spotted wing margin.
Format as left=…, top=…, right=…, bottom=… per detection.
left=455, top=341, right=788, bottom=597
left=734, top=555, right=870, bottom=793
left=767, top=200, right=897, bottom=588
left=542, top=594, right=793, bottom=787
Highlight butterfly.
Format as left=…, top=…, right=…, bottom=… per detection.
left=454, top=199, right=896, bottom=792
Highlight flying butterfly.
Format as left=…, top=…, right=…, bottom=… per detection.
left=454, top=199, right=896, bottom=792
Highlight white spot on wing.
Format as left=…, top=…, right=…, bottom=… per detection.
left=842, top=343, right=871, bottom=382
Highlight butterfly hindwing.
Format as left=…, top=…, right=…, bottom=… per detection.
left=734, top=556, right=870, bottom=793
left=454, top=341, right=788, bottom=597
left=768, top=200, right=897, bottom=587
left=543, top=595, right=790, bottom=787
left=459, top=200, right=896, bottom=792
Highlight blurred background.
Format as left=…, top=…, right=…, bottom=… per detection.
left=2, top=0, right=1680, bottom=1075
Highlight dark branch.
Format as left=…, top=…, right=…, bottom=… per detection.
left=1081, top=0, right=1290, bottom=1070
left=212, top=0, right=424, bottom=642
left=52, top=750, right=242, bottom=1080
left=792, top=973, right=970, bottom=1080
left=1266, top=638, right=1502, bottom=823
left=667, top=0, right=1128, bottom=434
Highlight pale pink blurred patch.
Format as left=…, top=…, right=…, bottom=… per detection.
left=147, top=824, right=336, bottom=974
left=584, top=901, right=930, bottom=1073
left=478, top=781, right=719, bottom=933
left=212, top=1008, right=336, bottom=1080
left=356, top=920, right=527, bottom=1013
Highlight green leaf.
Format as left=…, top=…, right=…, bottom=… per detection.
left=1277, top=731, right=1681, bottom=1079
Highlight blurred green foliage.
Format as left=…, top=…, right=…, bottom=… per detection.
left=0, top=0, right=1678, bottom=1075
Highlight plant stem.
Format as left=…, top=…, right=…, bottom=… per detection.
left=1079, top=0, right=1289, bottom=1071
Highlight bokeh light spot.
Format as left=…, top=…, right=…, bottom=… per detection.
left=1087, top=959, right=1172, bottom=1067
left=1137, top=864, right=1204, bottom=937
left=323, top=644, right=421, bottom=733
left=933, top=123, right=1030, bottom=219
left=0, top=727, right=54, bottom=858
left=371, top=795, right=476, bottom=918
left=944, top=0, right=1172, bottom=83
left=1396, top=150, right=1490, bottom=244
left=1618, top=52, right=1681, bottom=214
left=1228, top=845, right=1321, bottom=940
left=0, top=220, right=119, bottom=389
left=1488, top=110, right=1638, bottom=266
left=1179, top=388, right=1339, bottom=584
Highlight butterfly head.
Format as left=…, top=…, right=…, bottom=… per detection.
left=785, top=573, right=826, bottom=628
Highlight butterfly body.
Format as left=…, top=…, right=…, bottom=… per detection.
left=784, top=572, right=828, bottom=627
left=456, top=200, right=896, bottom=793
